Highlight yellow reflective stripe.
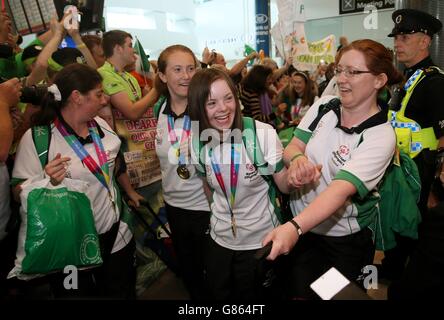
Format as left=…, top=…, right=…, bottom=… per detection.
left=412, top=127, right=438, bottom=150
left=399, top=70, right=425, bottom=116
left=390, top=69, right=439, bottom=157
left=395, top=127, right=438, bottom=159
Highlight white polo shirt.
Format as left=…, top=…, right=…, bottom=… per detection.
left=291, top=95, right=396, bottom=236
left=155, top=100, right=209, bottom=212
left=12, top=117, right=132, bottom=253
left=191, top=120, right=284, bottom=250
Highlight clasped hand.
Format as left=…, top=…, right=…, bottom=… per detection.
left=287, top=155, right=322, bottom=188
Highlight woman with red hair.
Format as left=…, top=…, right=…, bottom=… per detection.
left=263, top=39, right=404, bottom=299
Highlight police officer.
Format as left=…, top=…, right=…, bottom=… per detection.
left=384, top=9, right=444, bottom=299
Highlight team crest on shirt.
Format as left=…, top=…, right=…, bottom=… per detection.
left=338, top=145, right=350, bottom=157
left=331, top=144, right=350, bottom=167
left=244, top=163, right=258, bottom=180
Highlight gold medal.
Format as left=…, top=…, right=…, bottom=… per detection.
left=177, top=165, right=190, bottom=180
left=231, top=215, right=237, bottom=238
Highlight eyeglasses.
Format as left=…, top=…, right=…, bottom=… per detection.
left=334, top=67, right=372, bottom=78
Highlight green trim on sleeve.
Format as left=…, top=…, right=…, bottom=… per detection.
left=334, top=170, right=369, bottom=199
left=10, top=177, right=26, bottom=187
left=196, top=170, right=206, bottom=177
left=274, top=159, right=284, bottom=173
left=194, top=162, right=206, bottom=177
left=293, top=128, right=312, bottom=144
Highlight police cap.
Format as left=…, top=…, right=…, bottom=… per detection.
left=388, top=9, right=442, bottom=37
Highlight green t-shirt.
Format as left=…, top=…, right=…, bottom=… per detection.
left=98, top=61, right=141, bottom=101
left=98, top=61, right=160, bottom=188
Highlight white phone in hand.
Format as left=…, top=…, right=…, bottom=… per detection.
left=310, top=267, right=350, bottom=300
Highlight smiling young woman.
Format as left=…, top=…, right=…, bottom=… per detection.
left=188, top=68, right=290, bottom=300
left=153, top=45, right=210, bottom=300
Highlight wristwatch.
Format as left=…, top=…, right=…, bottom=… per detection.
left=289, top=219, right=303, bottom=236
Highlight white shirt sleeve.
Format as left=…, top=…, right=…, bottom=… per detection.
left=338, top=124, right=396, bottom=197
left=12, top=129, right=44, bottom=183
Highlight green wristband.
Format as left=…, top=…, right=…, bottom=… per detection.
left=290, top=152, right=305, bottom=163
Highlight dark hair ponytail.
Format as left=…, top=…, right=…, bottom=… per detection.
left=31, top=64, right=102, bottom=126
left=31, top=92, right=62, bottom=126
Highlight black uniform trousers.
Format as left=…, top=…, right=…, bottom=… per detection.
left=388, top=201, right=444, bottom=299
left=287, top=228, right=374, bottom=299
left=165, top=202, right=210, bottom=300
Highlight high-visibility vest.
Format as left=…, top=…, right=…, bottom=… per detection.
left=389, top=67, right=443, bottom=158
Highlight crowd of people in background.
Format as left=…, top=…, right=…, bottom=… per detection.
left=0, top=7, right=444, bottom=301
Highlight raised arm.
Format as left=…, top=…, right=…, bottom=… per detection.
left=229, top=52, right=258, bottom=77
left=67, top=28, right=97, bottom=69
left=25, top=17, right=64, bottom=86
left=109, top=86, right=159, bottom=121
left=270, top=56, right=293, bottom=83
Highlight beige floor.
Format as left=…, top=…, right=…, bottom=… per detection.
left=139, top=251, right=389, bottom=300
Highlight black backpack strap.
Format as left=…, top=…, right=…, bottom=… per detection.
left=308, top=98, right=341, bottom=132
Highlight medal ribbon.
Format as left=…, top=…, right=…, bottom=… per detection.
left=167, top=114, right=191, bottom=166
left=114, top=64, right=141, bottom=101
left=54, top=118, right=110, bottom=191
left=291, top=103, right=302, bottom=120
left=210, top=144, right=241, bottom=236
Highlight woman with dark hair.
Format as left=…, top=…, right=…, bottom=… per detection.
left=275, top=70, right=318, bottom=129
left=263, top=39, right=404, bottom=299
left=11, top=63, right=135, bottom=299
left=238, top=64, right=284, bottom=125
left=153, top=44, right=210, bottom=300
left=188, top=68, right=289, bottom=300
